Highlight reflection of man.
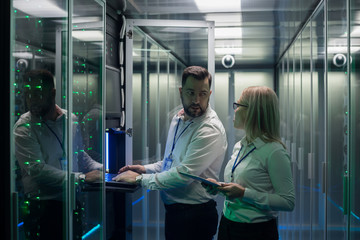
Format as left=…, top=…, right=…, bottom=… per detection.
left=114, top=66, right=228, bottom=240
left=14, top=69, right=102, bottom=239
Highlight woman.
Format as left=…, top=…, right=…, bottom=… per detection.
left=205, top=86, right=295, bottom=240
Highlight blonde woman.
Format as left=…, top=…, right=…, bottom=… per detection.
left=205, top=86, right=295, bottom=240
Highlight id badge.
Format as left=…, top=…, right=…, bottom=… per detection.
left=162, top=155, right=173, bottom=172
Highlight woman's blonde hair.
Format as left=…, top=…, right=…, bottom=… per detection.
left=240, top=86, right=285, bottom=148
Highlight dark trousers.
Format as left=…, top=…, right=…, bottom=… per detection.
left=218, top=215, right=279, bottom=240
left=23, top=199, right=82, bottom=240
left=164, top=200, right=218, bottom=240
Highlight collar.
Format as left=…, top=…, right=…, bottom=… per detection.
left=240, top=136, right=266, bottom=149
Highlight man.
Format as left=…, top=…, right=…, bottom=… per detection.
left=14, top=69, right=102, bottom=239
left=114, top=66, right=228, bottom=240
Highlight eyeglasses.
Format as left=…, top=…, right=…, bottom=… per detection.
left=233, top=102, right=248, bottom=110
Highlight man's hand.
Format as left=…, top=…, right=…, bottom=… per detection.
left=119, top=165, right=146, bottom=174
left=112, top=170, right=139, bottom=184
left=84, top=170, right=102, bottom=183
left=217, top=183, right=245, bottom=199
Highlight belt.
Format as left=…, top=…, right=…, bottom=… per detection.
left=164, top=199, right=216, bottom=211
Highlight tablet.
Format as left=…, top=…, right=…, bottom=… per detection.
left=179, top=172, right=221, bottom=186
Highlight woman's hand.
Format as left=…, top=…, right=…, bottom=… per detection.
left=218, top=183, right=245, bottom=199
left=201, top=178, right=221, bottom=195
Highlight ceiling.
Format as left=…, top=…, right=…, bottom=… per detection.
left=108, top=0, right=321, bottom=69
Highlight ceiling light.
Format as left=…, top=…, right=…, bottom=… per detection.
left=215, top=28, right=242, bottom=39
left=13, top=0, right=67, bottom=18
left=215, top=48, right=242, bottom=55
left=72, top=30, right=103, bottom=42
left=194, top=0, right=241, bottom=13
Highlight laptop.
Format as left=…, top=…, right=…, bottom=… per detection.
left=85, top=173, right=138, bottom=191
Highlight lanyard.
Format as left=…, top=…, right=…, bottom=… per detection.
left=170, top=118, right=193, bottom=154
left=42, top=120, right=64, bottom=151
left=231, top=145, right=256, bottom=177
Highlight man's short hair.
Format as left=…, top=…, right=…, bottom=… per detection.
left=23, top=69, right=55, bottom=90
left=181, top=66, right=212, bottom=89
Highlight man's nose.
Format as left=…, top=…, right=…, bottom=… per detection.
left=192, top=94, right=200, bottom=103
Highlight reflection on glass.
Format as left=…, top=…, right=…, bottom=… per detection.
left=11, top=0, right=105, bottom=239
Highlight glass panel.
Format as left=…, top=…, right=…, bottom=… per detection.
left=11, top=0, right=70, bottom=239
left=311, top=7, right=325, bottom=239
left=72, top=0, right=105, bottom=239
left=292, top=36, right=302, bottom=240
left=131, top=27, right=185, bottom=240
left=301, top=21, right=312, bottom=240
left=350, top=0, right=360, bottom=238
left=327, top=0, right=350, bottom=238
left=10, top=0, right=105, bottom=239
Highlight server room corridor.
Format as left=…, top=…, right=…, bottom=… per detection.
left=2, top=0, right=360, bottom=239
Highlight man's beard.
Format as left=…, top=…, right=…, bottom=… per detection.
left=181, top=96, right=208, bottom=119
left=29, top=97, right=53, bottom=119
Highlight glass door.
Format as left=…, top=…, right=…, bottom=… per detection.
left=327, top=0, right=351, bottom=238
left=71, top=0, right=105, bottom=239
left=349, top=0, right=360, bottom=238
left=10, top=0, right=105, bottom=239
left=125, top=19, right=214, bottom=240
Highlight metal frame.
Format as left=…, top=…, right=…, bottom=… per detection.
left=125, top=19, right=215, bottom=166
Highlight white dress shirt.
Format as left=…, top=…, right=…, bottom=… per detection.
left=223, top=137, right=295, bottom=223
left=141, top=105, right=228, bottom=205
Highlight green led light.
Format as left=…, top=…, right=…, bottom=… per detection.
left=24, top=162, right=29, bottom=165
left=36, top=160, right=41, bottom=162
left=87, top=147, right=93, bottom=150
left=80, top=149, right=84, bottom=152
left=26, top=45, right=29, bottom=48
left=345, top=111, right=348, bottom=115
left=35, top=85, right=42, bottom=89
left=24, top=85, right=30, bottom=88
left=90, top=136, right=93, bottom=139
left=38, top=20, right=41, bottom=23
left=74, top=151, right=78, bottom=154
left=36, top=197, right=40, bottom=200
left=25, top=16, right=29, bottom=18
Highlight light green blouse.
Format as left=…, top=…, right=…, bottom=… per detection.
left=223, top=137, right=295, bottom=223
